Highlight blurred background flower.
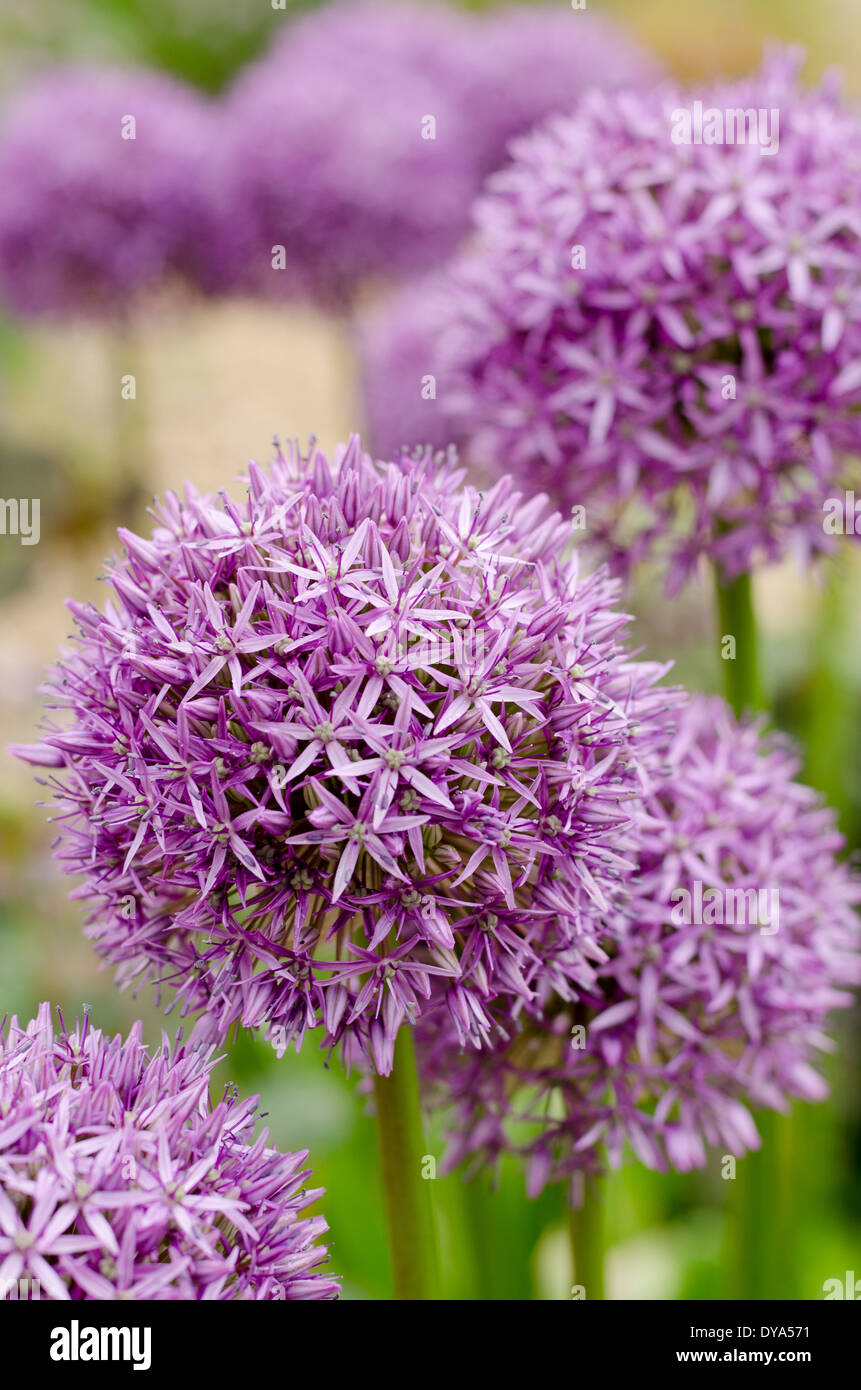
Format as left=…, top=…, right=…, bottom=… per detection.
left=432, top=50, right=861, bottom=591
left=0, top=66, right=216, bottom=318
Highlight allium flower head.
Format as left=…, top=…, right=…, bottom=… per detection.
left=0, top=67, right=216, bottom=318
left=215, top=0, right=478, bottom=307
left=214, top=1, right=656, bottom=308
left=441, top=50, right=861, bottom=587
left=15, top=435, right=678, bottom=1074
left=0, top=1003, right=338, bottom=1299
left=420, top=695, right=861, bottom=1199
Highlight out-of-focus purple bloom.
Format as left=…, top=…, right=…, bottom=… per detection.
left=213, top=1, right=477, bottom=308
left=420, top=695, right=861, bottom=1200
left=14, top=435, right=680, bottom=1075
left=0, top=1003, right=338, bottom=1299
left=212, top=0, right=657, bottom=309
left=440, top=50, right=861, bottom=588
left=0, top=67, right=217, bottom=318
left=461, top=3, right=661, bottom=182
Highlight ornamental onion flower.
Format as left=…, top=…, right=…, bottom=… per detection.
left=214, top=1, right=477, bottom=308
left=0, top=67, right=217, bottom=318
left=0, top=1002, right=338, bottom=1299
left=440, top=49, right=861, bottom=589
left=213, top=0, right=657, bottom=309
left=419, top=695, right=861, bottom=1198
left=14, top=435, right=680, bottom=1075
left=460, top=3, right=661, bottom=183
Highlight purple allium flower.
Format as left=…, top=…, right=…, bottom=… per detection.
left=214, top=1, right=478, bottom=308
left=14, top=436, right=679, bottom=1075
left=0, top=67, right=216, bottom=318
left=440, top=50, right=861, bottom=589
left=213, top=1, right=657, bottom=309
left=419, top=695, right=861, bottom=1199
left=357, top=273, right=465, bottom=458
left=0, top=1002, right=338, bottom=1299
left=459, top=3, right=661, bottom=184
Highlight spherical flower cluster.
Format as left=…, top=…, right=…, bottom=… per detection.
left=213, top=0, right=657, bottom=309
left=15, top=435, right=679, bottom=1075
left=0, top=1003, right=338, bottom=1299
left=441, top=50, right=861, bottom=588
left=419, top=695, right=861, bottom=1198
left=215, top=1, right=478, bottom=308
left=0, top=67, right=216, bottom=318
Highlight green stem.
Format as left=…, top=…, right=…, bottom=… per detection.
left=729, top=1110, right=796, bottom=1299
left=803, top=553, right=853, bottom=829
left=372, top=1028, right=439, bottom=1300
left=568, top=1176, right=605, bottom=1300
left=714, top=566, right=795, bottom=1296
left=800, top=556, right=855, bottom=1282
left=714, top=568, right=764, bottom=716
left=460, top=1179, right=504, bottom=1300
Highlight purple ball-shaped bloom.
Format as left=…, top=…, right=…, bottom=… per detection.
left=0, top=66, right=217, bottom=318
left=215, top=1, right=478, bottom=308
left=14, top=436, right=679, bottom=1075
left=213, top=1, right=656, bottom=308
left=420, top=695, right=861, bottom=1199
left=440, top=50, right=861, bottom=588
left=0, top=1003, right=338, bottom=1299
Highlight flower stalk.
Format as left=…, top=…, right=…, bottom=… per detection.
left=568, top=1176, right=605, bottom=1300
left=713, top=567, right=795, bottom=1298
left=373, top=1027, right=439, bottom=1300
left=714, top=569, right=762, bottom=718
